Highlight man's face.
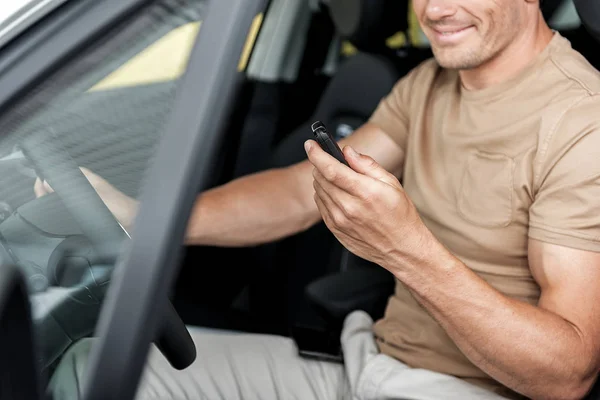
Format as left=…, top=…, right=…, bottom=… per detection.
left=413, top=0, right=527, bottom=70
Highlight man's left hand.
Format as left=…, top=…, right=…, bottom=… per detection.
left=304, top=139, right=432, bottom=272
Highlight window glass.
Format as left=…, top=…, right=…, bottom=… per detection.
left=0, top=0, right=206, bottom=375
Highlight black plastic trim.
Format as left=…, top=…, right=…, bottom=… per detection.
left=0, top=264, right=42, bottom=400
left=80, top=0, right=268, bottom=399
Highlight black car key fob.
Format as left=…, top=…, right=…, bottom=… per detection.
left=311, top=121, right=349, bottom=167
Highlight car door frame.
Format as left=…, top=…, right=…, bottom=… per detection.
left=81, top=0, right=268, bottom=398
left=0, top=0, right=269, bottom=398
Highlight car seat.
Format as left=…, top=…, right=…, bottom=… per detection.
left=247, top=0, right=432, bottom=331
left=305, top=1, right=600, bottom=397
left=552, top=0, right=600, bottom=71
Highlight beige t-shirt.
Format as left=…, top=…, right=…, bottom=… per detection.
left=368, top=32, right=600, bottom=399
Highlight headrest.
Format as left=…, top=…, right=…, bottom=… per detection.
left=573, top=0, right=600, bottom=43
left=328, top=0, right=409, bottom=52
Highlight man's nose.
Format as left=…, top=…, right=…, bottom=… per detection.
left=425, top=0, right=458, bottom=20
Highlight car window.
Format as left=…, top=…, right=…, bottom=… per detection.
left=0, top=0, right=206, bottom=377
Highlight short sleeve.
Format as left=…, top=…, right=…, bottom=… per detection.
left=529, top=95, right=600, bottom=252
left=368, top=59, right=437, bottom=152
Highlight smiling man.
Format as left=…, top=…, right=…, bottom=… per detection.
left=48, top=0, right=600, bottom=399
left=304, top=0, right=600, bottom=399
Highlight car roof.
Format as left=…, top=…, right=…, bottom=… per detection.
left=0, top=0, right=69, bottom=51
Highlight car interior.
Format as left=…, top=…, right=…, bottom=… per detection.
left=0, top=0, right=599, bottom=398
left=175, top=0, right=600, bottom=398
left=175, top=0, right=600, bottom=348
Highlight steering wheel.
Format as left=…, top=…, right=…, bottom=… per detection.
left=16, top=128, right=195, bottom=371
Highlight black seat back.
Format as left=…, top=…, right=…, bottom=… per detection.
left=270, top=52, right=401, bottom=168
left=574, top=0, right=600, bottom=42
left=264, top=0, right=422, bottom=328
left=328, top=0, right=407, bottom=54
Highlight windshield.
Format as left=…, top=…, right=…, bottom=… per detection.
left=0, top=0, right=206, bottom=378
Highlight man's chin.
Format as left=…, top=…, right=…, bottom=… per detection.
left=432, top=48, right=483, bottom=70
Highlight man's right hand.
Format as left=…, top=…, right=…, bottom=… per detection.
left=34, top=167, right=139, bottom=231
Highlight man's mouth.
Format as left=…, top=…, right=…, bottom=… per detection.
left=436, top=27, right=469, bottom=35
left=430, top=25, right=475, bottom=44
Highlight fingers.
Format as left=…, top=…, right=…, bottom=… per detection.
left=314, top=177, right=345, bottom=222
left=343, top=145, right=400, bottom=188
left=313, top=191, right=344, bottom=235
left=305, top=140, right=366, bottom=196
left=314, top=170, right=364, bottom=230
left=33, top=177, right=54, bottom=197
left=313, top=191, right=332, bottom=225
left=43, top=180, right=54, bottom=193
left=313, top=192, right=360, bottom=248
left=312, top=168, right=353, bottom=208
left=34, top=178, right=45, bottom=197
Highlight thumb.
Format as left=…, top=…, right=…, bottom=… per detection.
left=343, top=146, right=399, bottom=187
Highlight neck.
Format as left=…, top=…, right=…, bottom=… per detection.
left=459, top=13, right=554, bottom=91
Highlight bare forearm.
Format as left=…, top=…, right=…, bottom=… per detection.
left=183, top=122, right=404, bottom=247
left=393, top=244, right=596, bottom=399
left=185, top=163, right=319, bottom=246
